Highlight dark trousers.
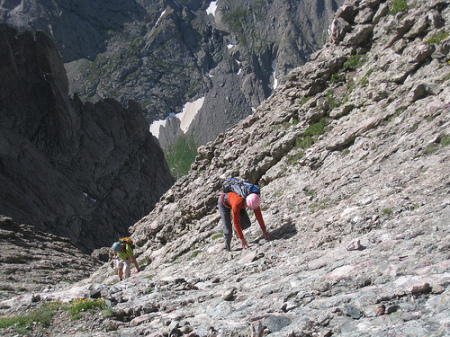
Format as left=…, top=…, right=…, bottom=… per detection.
left=218, top=196, right=251, bottom=250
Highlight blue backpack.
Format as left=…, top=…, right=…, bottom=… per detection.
left=222, top=178, right=260, bottom=198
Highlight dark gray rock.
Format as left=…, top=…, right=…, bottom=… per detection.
left=0, top=24, right=174, bottom=252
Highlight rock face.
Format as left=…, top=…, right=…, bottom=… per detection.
left=0, top=0, right=343, bottom=150
left=0, top=24, right=174, bottom=252
left=0, top=216, right=102, bottom=302
left=1, top=0, right=450, bottom=336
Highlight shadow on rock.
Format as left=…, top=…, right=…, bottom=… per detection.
left=268, top=221, right=297, bottom=240
left=252, top=221, right=297, bottom=244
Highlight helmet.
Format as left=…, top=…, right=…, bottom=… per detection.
left=112, top=242, right=121, bottom=252
left=246, top=193, right=260, bottom=210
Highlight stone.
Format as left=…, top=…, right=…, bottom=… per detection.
left=409, top=283, right=431, bottom=294
left=343, top=305, right=362, bottom=319
left=347, top=239, right=362, bottom=251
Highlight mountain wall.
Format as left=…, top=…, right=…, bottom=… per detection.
left=1, top=0, right=450, bottom=336
left=0, top=0, right=343, bottom=151
left=0, top=24, right=174, bottom=252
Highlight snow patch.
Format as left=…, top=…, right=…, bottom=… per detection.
left=149, top=119, right=168, bottom=138
left=227, top=44, right=234, bottom=49
left=155, top=10, right=166, bottom=27
left=175, top=97, right=205, bottom=133
left=149, top=97, right=205, bottom=138
left=206, top=1, right=218, bottom=17
left=272, top=60, right=278, bottom=89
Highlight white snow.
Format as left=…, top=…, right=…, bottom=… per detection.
left=272, top=60, right=278, bottom=89
left=206, top=1, right=218, bottom=17
left=149, top=97, right=205, bottom=138
left=175, top=97, right=205, bottom=133
left=154, top=10, right=166, bottom=27
left=149, top=119, right=168, bottom=138
left=227, top=44, right=234, bottom=49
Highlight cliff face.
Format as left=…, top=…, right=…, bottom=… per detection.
left=0, top=0, right=343, bottom=151
left=1, top=0, right=450, bottom=336
left=0, top=24, right=174, bottom=252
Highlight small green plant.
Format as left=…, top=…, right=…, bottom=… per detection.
left=306, top=189, right=315, bottom=196
left=326, top=89, right=343, bottom=109
left=191, top=250, right=202, bottom=259
left=300, top=96, right=312, bottom=105
left=408, top=122, right=419, bottom=133
left=330, top=72, right=345, bottom=83
left=289, top=118, right=328, bottom=163
left=295, top=136, right=314, bottom=149
left=0, top=302, right=59, bottom=333
left=441, top=134, right=450, bottom=147
left=287, top=150, right=305, bottom=165
left=303, top=118, right=327, bottom=137
left=319, top=198, right=332, bottom=209
left=67, top=298, right=107, bottom=316
left=386, top=107, right=407, bottom=123
left=359, top=68, right=373, bottom=86
left=138, top=258, right=148, bottom=266
left=101, top=308, right=115, bottom=317
left=383, top=208, right=393, bottom=215
left=425, top=30, right=449, bottom=44
left=424, top=143, right=440, bottom=155
left=343, top=54, right=365, bottom=71
left=145, top=287, right=154, bottom=294
left=212, top=233, right=223, bottom=240
left=343, top=149, right=350, bottom=155
left=390, top=0, right=407, bottom=15
left=422, top=134, right=449, bottom=155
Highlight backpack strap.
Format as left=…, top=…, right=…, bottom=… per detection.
left=221, top=192, right=231, bottom=208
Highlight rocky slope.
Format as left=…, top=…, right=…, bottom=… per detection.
left=0, top=0, right=343, bottom=150
left=1, top=0, right=450, bottom=336
left=0, top=216, right=102, bottom=302
left=0, top=24, right=174, bottom=252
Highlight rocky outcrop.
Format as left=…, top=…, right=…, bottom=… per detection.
left=0, top=24, right=174, bottom=252
left=1, top=0, right=450, bottom=336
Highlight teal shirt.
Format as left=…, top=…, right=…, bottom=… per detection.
left=117, top=243, right=133, bottom=259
